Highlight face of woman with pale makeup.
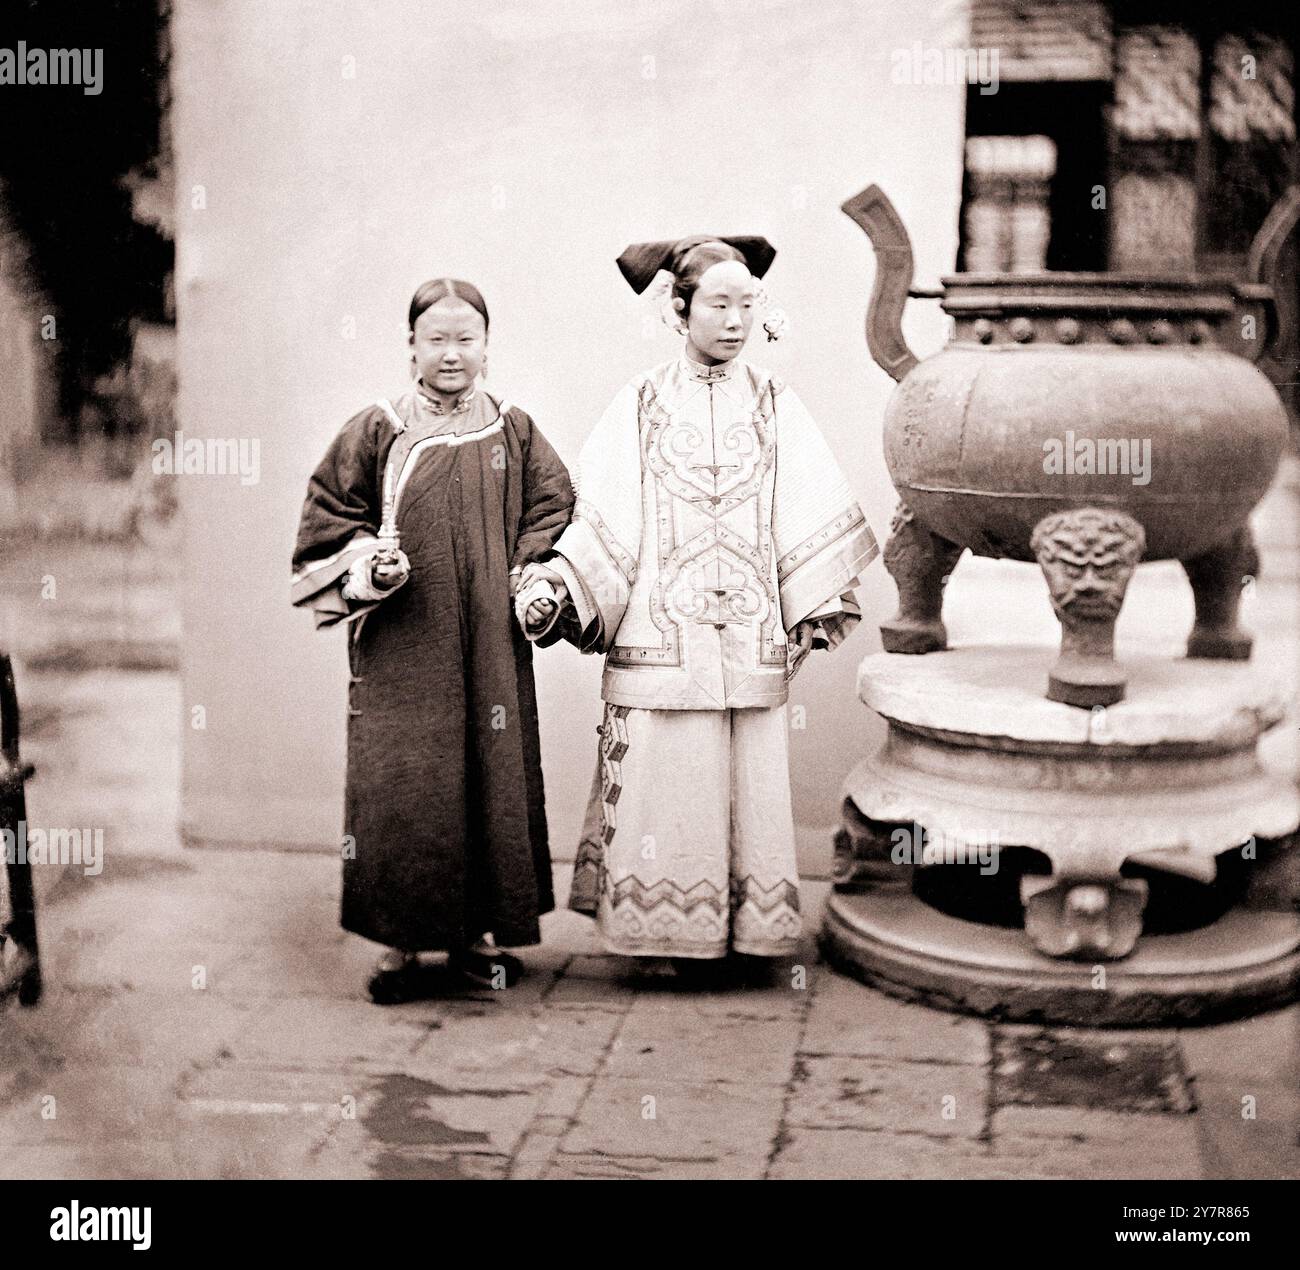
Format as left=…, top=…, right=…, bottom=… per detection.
left=682, top=259, right=756, bottom=365
left=409, top=299, right=487, bottom=401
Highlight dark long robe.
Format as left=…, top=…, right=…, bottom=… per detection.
left=291, top=384, right=574, bottom=951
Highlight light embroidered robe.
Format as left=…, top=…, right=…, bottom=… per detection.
left=548, top=353, right=879, bottom=704
left=546, top=353, right=879, bottom=957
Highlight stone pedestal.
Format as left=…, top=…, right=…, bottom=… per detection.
left=821, top=647, right=1300, bottom=1025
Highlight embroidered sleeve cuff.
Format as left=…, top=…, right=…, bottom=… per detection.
left=549, top=555, right=605, bottom=653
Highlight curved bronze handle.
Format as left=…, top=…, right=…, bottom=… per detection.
left=1239, top=184, right=1300, bottom=362
left=841, top=184, right=920, bottom=381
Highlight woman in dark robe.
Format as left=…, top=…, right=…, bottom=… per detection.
left=291, top=278, right=574, bottom=1002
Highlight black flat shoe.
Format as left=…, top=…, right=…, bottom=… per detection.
left=727, top=952, right=778, bottom=986
left=366, top=954, right=424, bottom=1005
left=670, top=956, right=733, bottom=988
left=449, top=947, right=524, bottom=989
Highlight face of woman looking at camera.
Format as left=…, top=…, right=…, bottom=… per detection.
left=680, top=259, right=756, bottom=365
left=409, top=299, right=487, bottom=400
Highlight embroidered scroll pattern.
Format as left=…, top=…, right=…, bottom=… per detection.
left=609, top=370, right=786, bottom=670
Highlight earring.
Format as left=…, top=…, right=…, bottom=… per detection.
left=480, top=353, right=488, bottom=379
left=665, top=294, right=688, bottom=336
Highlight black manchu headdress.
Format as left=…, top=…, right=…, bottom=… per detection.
left=615, top=235, right=777, bottom=293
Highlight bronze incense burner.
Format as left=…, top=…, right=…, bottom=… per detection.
left=843, top=185, right=1297, bottom=707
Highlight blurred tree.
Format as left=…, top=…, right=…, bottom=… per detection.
left=0, top=0, right=170, bottom=439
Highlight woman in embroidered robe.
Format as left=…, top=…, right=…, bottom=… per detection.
left=291, top=278, right=574, bottom=1001
left=521, top=238, right=879, bottom=974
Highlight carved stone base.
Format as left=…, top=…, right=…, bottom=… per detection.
left=845, top=647, right=1298, bottom=878
left=831, top=801, right=914, bottom=891
left=821, top=645, right=1300, bottom=1022
left=820, top=890, right=1300, bottom=1027
left=1020, top=875, right=1148, bottom=960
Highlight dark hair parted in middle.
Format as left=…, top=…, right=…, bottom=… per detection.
left=408, top=278, right=490, bottom=332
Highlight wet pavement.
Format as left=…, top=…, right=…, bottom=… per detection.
left=2, top=812, right=1297, bottom=1179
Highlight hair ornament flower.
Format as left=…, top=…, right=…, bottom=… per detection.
left=753, top=280, right=789, bottom=342
left=762, top=307, right=789, bottom=342
left=645, top=271, right=688, bottom=335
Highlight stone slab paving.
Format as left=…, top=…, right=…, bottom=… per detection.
left=2, top=847, right=1296, bottom=1179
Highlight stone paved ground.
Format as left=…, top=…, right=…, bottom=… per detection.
left=2, top=837, right=1297, bottom=1180
left=1, top=464, right=1297, bottom=1180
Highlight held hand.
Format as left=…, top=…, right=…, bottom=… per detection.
left=787, top=621, right=816, bottom=679
left=523, top=562, right=569, bottom=606
left=524, top=596, right=558, bottom=634
left=371, top=557, right=409, bottom=591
